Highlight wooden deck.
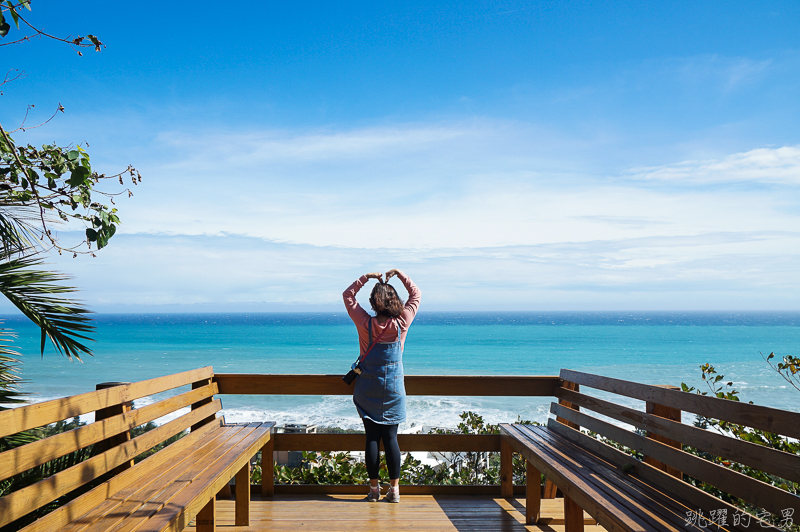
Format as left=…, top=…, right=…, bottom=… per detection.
left=185, top=494, right=603, bottom=532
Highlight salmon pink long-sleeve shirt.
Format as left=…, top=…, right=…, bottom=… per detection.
left=343, top=272, right=421, bottom=356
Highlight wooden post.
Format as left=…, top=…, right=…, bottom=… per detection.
left=261, top=433, right=275, bottom=497
left=235, top=462, right=250, bottom=526
left=191, top=378, right=216, bottom=432
left=543, top=479, right=558, bottom=499
left=564, top=494, right=585, bottom=532
left=196, top=498, right=215, bottom=532
left=94, top=382, right=132, bottom=473
left=525, top=461, right=541, bottom=525
left=500, top=438, right=514, bottom=498
left=644, top=385, right=682, bottom=479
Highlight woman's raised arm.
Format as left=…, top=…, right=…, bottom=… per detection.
left=343, top=274, right=375, bottom=322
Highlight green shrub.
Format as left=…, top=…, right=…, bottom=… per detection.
left=679, top=364, right=799, bottom=530
left=253, top=411, right=541, bottom=486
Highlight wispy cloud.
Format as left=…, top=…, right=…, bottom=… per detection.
left=669, top=54, right=773, bottom=91
left=112, top=123, right=799, bottom=253
left=12, top=228, right=797, bottom=312
left=24, top=119, right=800, bottom=311
left=629, top=145, right=800, bottom=185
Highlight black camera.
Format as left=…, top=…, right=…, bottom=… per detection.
left=342, top=364, right=362, bottom=385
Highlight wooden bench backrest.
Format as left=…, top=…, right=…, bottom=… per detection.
left=0, top=366, right=220, bottom=529
left=550, top=369, right=800, bottom=518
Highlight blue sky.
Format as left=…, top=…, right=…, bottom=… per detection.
left=2, top=0, right=800, bottom=311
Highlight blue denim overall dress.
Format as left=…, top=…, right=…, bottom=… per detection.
left=353, top=318, right=407, bottom=424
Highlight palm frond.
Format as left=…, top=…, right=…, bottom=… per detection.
left=0, top=326, right=25, bottom=407
left=0, top=200, right=43, bottom=256
left=0, top=254, right=94, bottom=360
left=0, top=326, right=31, bottom=455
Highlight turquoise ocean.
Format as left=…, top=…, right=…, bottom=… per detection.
left=2, top=312, right=799, bottom=431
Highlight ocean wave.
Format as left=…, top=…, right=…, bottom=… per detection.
left=219, top=395, right=552, bottom=431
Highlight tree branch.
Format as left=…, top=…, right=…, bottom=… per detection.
left=0, top=9, right=103, bottom=53
left=0, top=121, right=56, bottom=250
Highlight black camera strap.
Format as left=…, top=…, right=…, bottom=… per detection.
left=355, top=317, right=396, bottom=366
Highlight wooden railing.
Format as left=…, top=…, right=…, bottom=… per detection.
left=213, top=374, right=559, bottom=396
left=211, top=374, right=560, bottom=495
left=6, top=367, right=792, bottom=521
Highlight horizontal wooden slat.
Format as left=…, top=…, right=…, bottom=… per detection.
left=198, top=495, right=597, bottom=532
left=550, top=402, right=800, bottom=517
left=556, top=387, right=800, bottom=484
left=70, top=423, right=272, bottom=532
left=0, top=366, right=214, bottom=438
left=540, top=421, right=764, bottom=532
left=533, top=426, right=729, bottom=532
left=54, top=424, right=248, bottom=532
left=0, top=383, right=218, bottom=482
left=510, top=424, right=749, bottom=532
left=274, top=433, right=501, bottom=452
left=271, top=484, right=526, bottom=495
left=141, top=422, right=273, bottom=532
left=0, top=400, right=221, bottom=529
left=560, top=369, right=800, bottom=439
left=18, top=421, right=224, bottom=532
left=213, top=374, right=559, bottom=396
left=501, top=423, right=651, bottom=532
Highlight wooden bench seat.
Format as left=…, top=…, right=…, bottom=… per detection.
left=56, top=421, right=272, bottom=532
left=0, top=367, right=275, bottom=532
left=501, top=369, right=800, bottom=532
left=503, top=423, right=725, bottom=532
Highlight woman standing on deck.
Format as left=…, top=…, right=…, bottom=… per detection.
left=343, top=269, right=421, bottom=503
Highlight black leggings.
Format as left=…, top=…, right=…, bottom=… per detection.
left=363, top=418, right=401, bottom=480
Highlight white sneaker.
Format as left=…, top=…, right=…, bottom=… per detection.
left=366, top=486, right=381, bottom=502
left=384, top=486, right=400, bottom=503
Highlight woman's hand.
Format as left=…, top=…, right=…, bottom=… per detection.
left=365, top=272, right=383, bottom=282
left=385, top=269, right=402, bottom=281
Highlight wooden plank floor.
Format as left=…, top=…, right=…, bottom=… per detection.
left=186, top=495, right=604, bottom=532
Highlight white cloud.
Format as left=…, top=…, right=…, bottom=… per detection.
left=6, top=229, right=795, bottom=312
left=629, top=145, right=800, bottom=185
left=669, top=55, right=773, bottom=91
left=21, top=121, right=800, bottom=311
left=103, top=124, right=800, bottom=254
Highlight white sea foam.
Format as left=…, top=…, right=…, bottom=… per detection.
left=218, top=395, right=553, bottom=431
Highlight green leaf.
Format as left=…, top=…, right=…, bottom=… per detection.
left=0, top=253, right=94, bottom=360
left=0, top=18, right=10, bottom=38
left=68, top=166, right=90, bottom=187
left=67, top=150, right=80, bottom=161
left=87, top=34, right=102, bottom=51
left=8, top=6, right=18, bottom=29
left=97, top=229, right=109, bottom=249
left=96, top=224, right=117, bottom=249
left=85, top=228, right=97, bottom=242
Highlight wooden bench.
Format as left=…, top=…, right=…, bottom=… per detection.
left=501, top=369, right=800, bottom=532
left=0, top=366, right=275, bottom=532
